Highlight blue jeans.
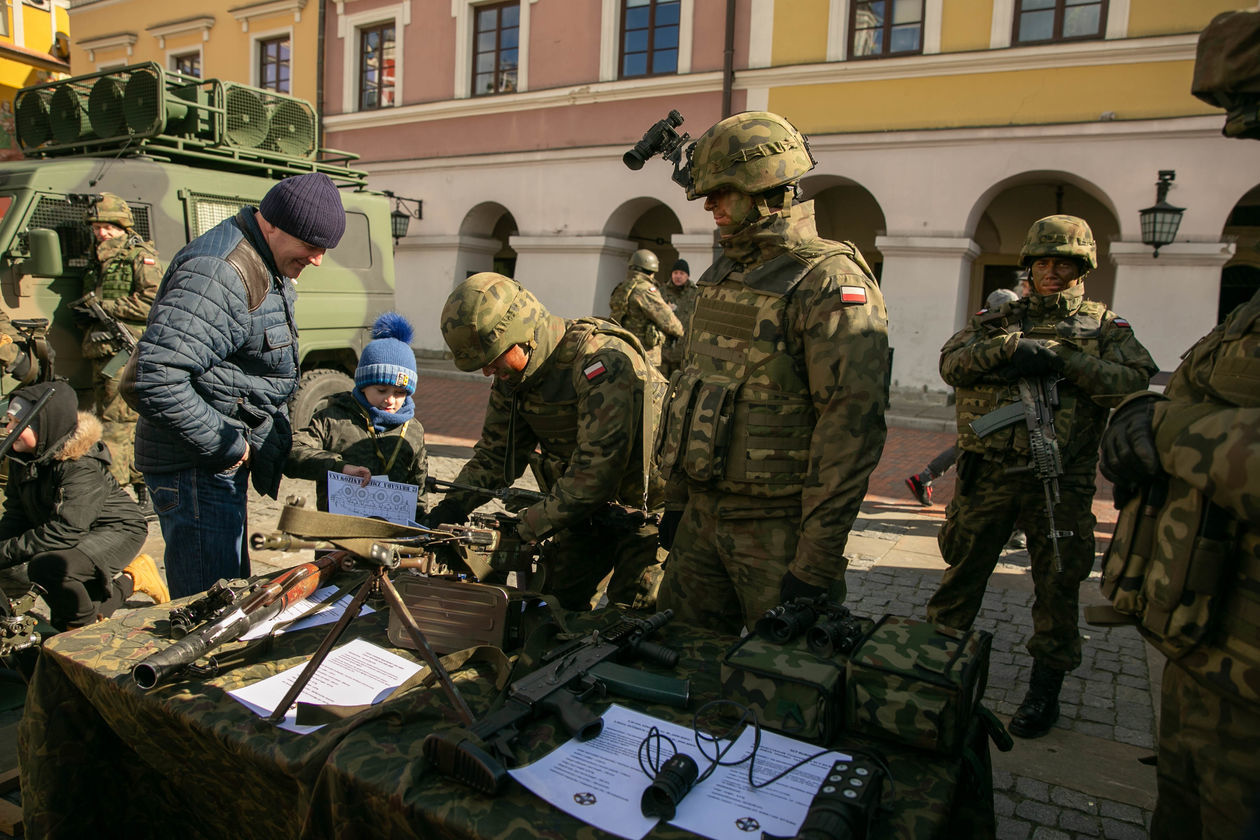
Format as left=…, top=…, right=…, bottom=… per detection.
left=144, top=466, right=251, bottom=599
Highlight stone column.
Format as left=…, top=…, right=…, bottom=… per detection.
left=875, top=235, right=980, bottom=398
left=672, top=233, right=717, bottom=281
left=510, top=234, right=638, bottom=319
left=1109, top=240, right=1236, bottom=376
left=395, top=234, right=501, bottom=352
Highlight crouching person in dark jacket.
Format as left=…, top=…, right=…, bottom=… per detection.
left=1, top=381, right=168, bottom=631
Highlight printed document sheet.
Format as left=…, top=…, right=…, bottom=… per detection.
left=326, top=471, right=419, bottom=525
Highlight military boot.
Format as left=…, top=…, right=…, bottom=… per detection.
left=1009, top=661, right=1065, bottom=738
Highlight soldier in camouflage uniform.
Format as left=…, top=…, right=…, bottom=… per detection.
left=925, top=215, right=1156, bottom=738
left=659, top=258, right=698, bottom=377
left=652, top=111, right=890, bottom=635
left=609, top=249, right=683, bottom=369
left=1097, top=12, right=1260, bottom=835
left=74, top=193, right=163, bottom=508
left=427, top=273, right=665, bottom=611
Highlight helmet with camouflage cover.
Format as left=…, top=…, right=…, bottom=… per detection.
left=686, top=111, right=816, bottom=201
left=441, top=272, right=550, bottom=372
left=628, top=249, right=658, bottom=274
left=1019, top=215, right=1097, bottom=271
left=86, top=192, right=134, bottom=229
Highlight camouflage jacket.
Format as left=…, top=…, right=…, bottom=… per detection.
left=285, top=391, right=429, bottom=514
left=609, top=270, right=683, bottom=350
left=0, top=308, right=20, bottom=369
left=80, top=234, right=162, bottom=358
left=1147, top=289, right=1260, bottom=703
left=656, top=201, right=889, bottom=587
left=449, top=317, right=664, bottom=542
left=659, top=280, right=699, bottom=367
left=942, top=285, right=1156, bottom=468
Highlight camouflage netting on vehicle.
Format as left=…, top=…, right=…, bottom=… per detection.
left=20, top=572, right=994, bottom=839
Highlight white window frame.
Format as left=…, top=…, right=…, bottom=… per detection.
left=453, top=0, right=535, bottom=100
left=168, top=47, right=204, bottom=77
left=826, top=0, right=941, bottom=62
left=337, top=2, right=408, bottom=113
left=599, top=0, right=692, bottom=82
left=251, top=26, right=294, bottom=93
left=992, top=0, right=1127, bottom=49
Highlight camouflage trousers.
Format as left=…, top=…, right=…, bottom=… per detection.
left=1151, top=659, right=1260, bottom=840
left=926, top=453, right=1097, bottom=671
left=658, top=488, right=847, bottom=636
left=543, top=520, right=663, bottom=612
left=91, top=359, right=139, bottom=488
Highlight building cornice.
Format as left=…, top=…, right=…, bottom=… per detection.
left=0, top=39, right=71, bottom=73
left=229, top=0, right=307, bottom=32
left=78, top=31, right=138, bottom=62
left=146, top=15, right=216, bottom=48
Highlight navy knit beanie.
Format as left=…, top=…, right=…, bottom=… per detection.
left=671, top=258, right=689, bottom=274
left=356, top=312, right=417, bottom=395
left=259, top=173, right=346, bottom=249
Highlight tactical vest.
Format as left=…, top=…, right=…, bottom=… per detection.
left=514, top=318, right=665, bottom=509
left=609, top=274, right=663, bottom=350
left=655, top=244, right=863, bottom=497
left=1101, top=296, right=1260, bottom=702
left=86, top=236, right=151, bottom=304
left=954, top=299, right=1108, bottom=461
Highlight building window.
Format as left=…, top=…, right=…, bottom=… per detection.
left=1014, top=0, right=1107, bottom=45
left=850, top=0, right=924, bottom=59
left=172, top=52, right=201, bottom=77
left=473, top=2, right=518, bottom=96
left=258, top=36, right=290, bottom=93
left=358, top=23, right=396, bottom=109
left=620, top=0, right=679, bottom=78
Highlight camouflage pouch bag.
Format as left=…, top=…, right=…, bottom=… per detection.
left=846, top=616, right=991, bottom=756
left=720, top=634, right=844, bottom=744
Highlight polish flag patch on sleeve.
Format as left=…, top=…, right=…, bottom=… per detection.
left=1113, top=318, right=1131, bottom=328
left=583, top=360, right=607, bottom=381
left=142, top=257, right=156, bottom=265
left=840, top=285, right=867, bottom=304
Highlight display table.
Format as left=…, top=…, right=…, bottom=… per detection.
left=18, top=574, right=993, bottom=839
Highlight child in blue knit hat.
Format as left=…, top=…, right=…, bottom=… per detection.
left=285, top=312, right=429, bottom=515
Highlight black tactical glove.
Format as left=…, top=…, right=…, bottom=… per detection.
left=424, top=498, right=466, bottom=529
left=657, top=509, right=683, bottom=551
left=1100, top=395, right=1163, bottom=487
left=779, top=570, right=827, bottom=604
left=6, top=351, right=31, bottom=382
left=1010, top=338, right=1062, bottom=377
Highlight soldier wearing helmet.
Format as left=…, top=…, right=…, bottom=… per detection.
left=651, top=111, right=890, bottom=636
left=428, top=273, right=667, bottom=611
left=1098, top=11, right=1260, bottom=837
left=608, top=248, right=683, bottom=369
left=73, top=192, right=163, bottom=515
left=926, top=213, right=1156, bottom=739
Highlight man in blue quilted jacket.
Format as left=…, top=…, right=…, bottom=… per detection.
left=133, top=173, right=345, bottom=598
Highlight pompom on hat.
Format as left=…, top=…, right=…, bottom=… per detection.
left=259, top=172, right=346, bottom=249
left=356, top=312, right=417, bottom=395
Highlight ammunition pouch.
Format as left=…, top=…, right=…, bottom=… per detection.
left=387, top=575, right=548, bottom=656
left=656, top=369, right=737, bottom=483
left=721, top=632, right=848, bottom=744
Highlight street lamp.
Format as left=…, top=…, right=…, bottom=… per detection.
left=383, top=191, right=422, bottom=246
left=1138, top=170, right=1184, bottom=258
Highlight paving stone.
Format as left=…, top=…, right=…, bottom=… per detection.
left=1015, top=776, right=1050, bottom=801
left=1113, top=726, right=1153, bottom=749
left=1060, top=811, right=1102, bottom=836
left=994, top=791, right=1016, bottom=817
left=1030, top=828, right=1071, bottom=840
left=1050, top=786, right=1098, bottom=814
left=993, top=769, right=1014, bottom=790
left=1099, top=801, right=1144, bottom=824
left=1079, top=705, right=1116, bottom=724
left=997, top=816, right=1033, bottom=840
left=1015, top=800, right=1057, bottom=825
left=1101, top=817, right=1147, bottom=840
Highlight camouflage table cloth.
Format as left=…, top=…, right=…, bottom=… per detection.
left=18, top=573, right=992, bottom=839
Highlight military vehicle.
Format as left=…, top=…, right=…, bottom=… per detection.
left=3, top=62, right=397, bottom=428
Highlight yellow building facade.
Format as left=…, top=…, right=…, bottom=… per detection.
left=66, top=0, right=319, bottom=106
left=0, top=0, right=71, bottom=159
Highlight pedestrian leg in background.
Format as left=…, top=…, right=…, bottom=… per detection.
left=905, top=444, right=958, bottom=506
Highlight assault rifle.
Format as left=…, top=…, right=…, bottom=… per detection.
left=425, top=476, right=661, bottom=532
left=72, top=290, right=136, bottom=378
left=1018, top=377, right=1072, bottom=573
left=132, top=552, right=343, bottom=689
left=422, top=609, right=687, bottom=795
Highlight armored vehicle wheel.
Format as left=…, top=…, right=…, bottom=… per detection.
left=290, top=368, right=354, bottom=430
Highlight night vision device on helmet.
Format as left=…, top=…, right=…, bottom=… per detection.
left=85, top=192, right=135, bottom=229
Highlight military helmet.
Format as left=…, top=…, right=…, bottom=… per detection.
left=86, top=193, right=134, bottom=228
left=1019, top=215, right=1097, bottom=271
left=628, top=249, right=659, bottom=274
left=686, top=111, right=816, bottom=201
left=440, top=272, right=549, bottom=372
left=986, top=288, right=1019, bottom=309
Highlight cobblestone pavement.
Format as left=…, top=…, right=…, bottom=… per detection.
left=3, top=369, right=1160, bottom=839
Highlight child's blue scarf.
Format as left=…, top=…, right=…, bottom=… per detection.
left=352, top=389, right=415, bottom=432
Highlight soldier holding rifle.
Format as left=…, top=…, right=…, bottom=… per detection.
left=925, top=215, right=1156, bottom=738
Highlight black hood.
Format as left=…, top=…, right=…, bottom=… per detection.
left=6, top=380, right=79, bottom=461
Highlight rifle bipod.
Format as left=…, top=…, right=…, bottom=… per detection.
left=264, top=546, right=475, bottom=726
